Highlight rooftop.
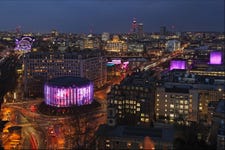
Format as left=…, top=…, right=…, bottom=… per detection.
left=97, top=124, right=174, bottom=143
left=46, top=76, right=91, bottom=87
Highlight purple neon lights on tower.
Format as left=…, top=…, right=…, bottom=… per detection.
left=44, top=77, right=94, bottom=107
left=210, top=51, right=222, bottom=65
left=170, top=60, right=186, bottom=70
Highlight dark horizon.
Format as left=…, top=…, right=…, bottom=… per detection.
left=0, top=0, right=224, bottom=34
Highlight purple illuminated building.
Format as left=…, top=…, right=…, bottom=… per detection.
left=170, top=60, right=186, bottom=70
left=44, top=76, right=94, bottom=107
left=210, top=51, right=222, bottom=65
left=14, top=37, right=35, bottom=52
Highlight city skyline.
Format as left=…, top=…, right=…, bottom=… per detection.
left=0, top=0, right=224, bottom=33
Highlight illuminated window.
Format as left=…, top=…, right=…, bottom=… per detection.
left=180, top=100, right=183, bottom=104
left=157, top=99, right=159, bottom=102
left=106, top=144, right=110, bottom=148
left=165, top=99, right=167, bottom=102
left=170, top=114, right=174, bottom=118
left=156, top=113, right=159, bottom=116
left=137, top=103, right=140, bottom=106
left=145, top=118, right=149, bottom=122
left=157, top=94, right=159, bottom=97
left=127, top=142, right=132, bottom=148
left=170, top=104, right=174, bottom=108
left=165, top=95, right=167, bottom=97
left=165, top=104, right=167, bottom=107
left=157, top=103, right=159, bottom=106
left=137, top=108, right=140, bottom=111
left=180, top=105, right=183, bottom=109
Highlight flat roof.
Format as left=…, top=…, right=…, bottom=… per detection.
left=46, top=76, right=91, bottom=87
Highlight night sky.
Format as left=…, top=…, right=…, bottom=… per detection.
left=0, top=0, right=224, bottom=33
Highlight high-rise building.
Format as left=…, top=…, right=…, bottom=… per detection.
left=160, top=26, right=167, bottom=35
left=137, top=23, right=144, bottom=38
left=131, top=18, right=137, bottom=33
left=23, top=49, right=107, bottom=98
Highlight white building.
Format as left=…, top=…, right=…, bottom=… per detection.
left=165, top=40, right=181, bottom=52
left=101, top=32, right=110, bottom=41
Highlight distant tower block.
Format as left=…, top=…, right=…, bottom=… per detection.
left=210, top=51, right=222, bottom=65
left=131, top=18, right=137, bottom=33
left=160, top=26, right=167, bottom=35
left=138, top=23, right=144, bottom=38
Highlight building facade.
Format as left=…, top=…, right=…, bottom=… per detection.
left=104, top=35, right=127, bottom=52
left=156, top=71, right=225, bottom=124
left=23, top=49, right=107, bottom=97
left=107, top=70, right=156, bottom=126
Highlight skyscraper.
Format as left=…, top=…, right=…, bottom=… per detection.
left=160, top=26, right=167, bottom=35
left=137, top=23, right=144, bottom=38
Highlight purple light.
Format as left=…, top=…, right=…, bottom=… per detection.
left=170, top=60, right=186, bottom=70
left=14, top=36, right=34, bottom=51
left=210, top=51, right=222, bottom=65
left=44, top=83, right=94, bottom=107
left=121, top=61, right=129, bottom=69
left=112, top=59, right=121, bottom=65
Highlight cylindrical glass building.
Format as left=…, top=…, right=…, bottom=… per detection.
left=44, top=76, right=94, bottom=107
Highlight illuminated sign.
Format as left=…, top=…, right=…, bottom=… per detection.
left=44, top=83, right=93, bottom=107
left=170, top=60, right=186, bottom=70
left=210, top=51, right=222, bottom=65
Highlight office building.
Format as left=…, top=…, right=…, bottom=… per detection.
left=127, top=42, right=144, bottom=52
left=137, top=23, right=144, bottom=38
left=104, top=35, right=127, bottom=52
left=23, top=49, right=107, bottom=97
left=165, top=40, right=181, bottom=52
left=107, top=70, right=156, bottom=126
left=160, top=26, right=167, bottom=36
left=156, top=70, right=225, bottom=123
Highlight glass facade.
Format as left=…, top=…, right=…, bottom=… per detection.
left=44, top=83, right=93, bottom=107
